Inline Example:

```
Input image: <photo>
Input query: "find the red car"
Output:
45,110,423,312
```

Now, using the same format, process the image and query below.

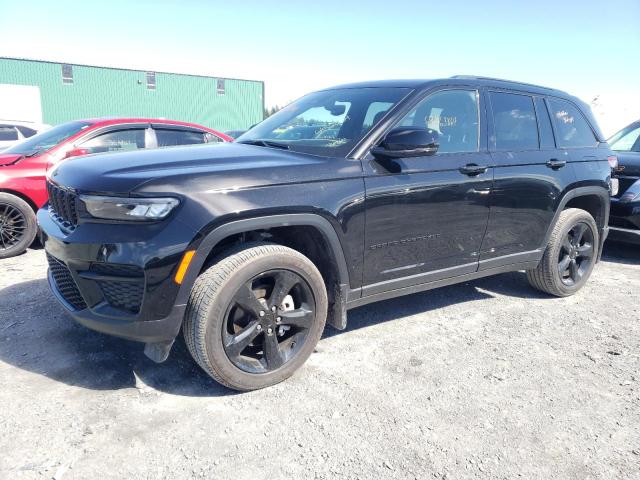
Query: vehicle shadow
0,278,232,398
602,241,640,266
325,270,551,339
0,269,556,396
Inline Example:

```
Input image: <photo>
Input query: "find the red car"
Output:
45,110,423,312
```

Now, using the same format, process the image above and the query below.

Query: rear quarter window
547,98,597,148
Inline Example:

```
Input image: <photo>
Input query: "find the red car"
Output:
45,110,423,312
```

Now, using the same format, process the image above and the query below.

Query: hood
0,153,24,167
47,142,361,195
616,151,640,178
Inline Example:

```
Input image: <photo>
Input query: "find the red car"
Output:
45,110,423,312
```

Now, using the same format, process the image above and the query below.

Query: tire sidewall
0,193,37,259
201,250,327,390
548,210,599,296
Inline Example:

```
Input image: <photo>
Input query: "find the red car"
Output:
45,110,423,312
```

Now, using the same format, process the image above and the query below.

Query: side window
362,101,394,133
16,126,38,138
204,132,223,143
398,89,479,154
489,92,539,150
534,97,555,149
155,129,206,147
0,126,19,141
608,125,640,153
80,129,145,154
547,98,597,148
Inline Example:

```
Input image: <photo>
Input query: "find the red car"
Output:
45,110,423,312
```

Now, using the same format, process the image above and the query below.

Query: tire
527,208,599,297
0,193,37,259
183,242,328,391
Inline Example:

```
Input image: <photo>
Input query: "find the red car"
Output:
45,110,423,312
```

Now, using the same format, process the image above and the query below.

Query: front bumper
39,207,197,343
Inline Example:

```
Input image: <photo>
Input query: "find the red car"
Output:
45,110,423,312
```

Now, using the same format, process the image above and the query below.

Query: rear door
480,90,576,269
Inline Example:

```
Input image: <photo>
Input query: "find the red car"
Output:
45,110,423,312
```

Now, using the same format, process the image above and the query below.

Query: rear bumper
608,226,640,245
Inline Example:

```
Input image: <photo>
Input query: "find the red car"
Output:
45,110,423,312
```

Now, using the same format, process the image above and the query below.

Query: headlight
80,195,179,221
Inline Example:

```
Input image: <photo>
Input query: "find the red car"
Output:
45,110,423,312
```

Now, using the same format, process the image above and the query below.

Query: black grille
90,263,144,278
97,280,144,314
47,254,87,310
47,182,78,229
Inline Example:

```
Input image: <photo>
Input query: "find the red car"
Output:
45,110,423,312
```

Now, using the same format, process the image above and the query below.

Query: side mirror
371,127,439,159
64,147,90,159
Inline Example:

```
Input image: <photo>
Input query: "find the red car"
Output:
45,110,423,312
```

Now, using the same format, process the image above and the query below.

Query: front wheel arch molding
174,214,351,307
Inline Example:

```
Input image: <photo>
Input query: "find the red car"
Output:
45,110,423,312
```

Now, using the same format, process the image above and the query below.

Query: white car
0,120,51,151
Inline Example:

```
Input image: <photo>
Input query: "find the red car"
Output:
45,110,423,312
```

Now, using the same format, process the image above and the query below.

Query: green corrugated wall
0,57,263,131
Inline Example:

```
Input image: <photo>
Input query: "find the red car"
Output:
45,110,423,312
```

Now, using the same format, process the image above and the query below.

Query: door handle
546,158,567,169
459,164,488,176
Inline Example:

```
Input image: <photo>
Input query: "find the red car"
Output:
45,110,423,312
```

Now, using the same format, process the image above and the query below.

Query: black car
608,120,640,244
39,76,614,391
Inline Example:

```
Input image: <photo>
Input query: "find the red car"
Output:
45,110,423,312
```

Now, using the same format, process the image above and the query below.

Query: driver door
362,88,493,296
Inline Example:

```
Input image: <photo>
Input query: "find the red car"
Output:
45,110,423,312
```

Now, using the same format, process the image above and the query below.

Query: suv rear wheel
0,193,37,259
527,208,599,297
183,243,328,391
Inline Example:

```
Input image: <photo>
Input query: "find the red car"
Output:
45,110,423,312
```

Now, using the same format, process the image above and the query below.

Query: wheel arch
542,186,610,251
0,188,38,213
175,214,351,329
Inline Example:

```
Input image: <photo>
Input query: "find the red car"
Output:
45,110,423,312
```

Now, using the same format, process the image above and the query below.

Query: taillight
607,155,618,169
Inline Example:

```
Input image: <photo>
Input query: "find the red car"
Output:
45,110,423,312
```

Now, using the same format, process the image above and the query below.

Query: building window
62,64,73,84
146,72,156,90
217,79,225,95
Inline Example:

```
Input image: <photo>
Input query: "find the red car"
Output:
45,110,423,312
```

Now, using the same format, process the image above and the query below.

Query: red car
0,118,232,258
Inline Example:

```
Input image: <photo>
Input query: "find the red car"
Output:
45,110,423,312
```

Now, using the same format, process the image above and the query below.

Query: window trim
533,96,557,150
544,96,599,149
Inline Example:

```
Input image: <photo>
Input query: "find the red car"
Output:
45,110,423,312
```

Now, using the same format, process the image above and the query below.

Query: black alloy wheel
558,221,595,286
0,202,28,252
222,269,316,374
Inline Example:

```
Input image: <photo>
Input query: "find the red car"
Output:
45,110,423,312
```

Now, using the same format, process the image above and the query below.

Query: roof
323,76,570,97
0,56,263,85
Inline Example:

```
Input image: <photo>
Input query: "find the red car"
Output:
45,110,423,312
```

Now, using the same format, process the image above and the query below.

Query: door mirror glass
372,127,439,159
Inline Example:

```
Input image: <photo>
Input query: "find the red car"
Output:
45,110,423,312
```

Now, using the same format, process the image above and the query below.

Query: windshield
608,122,640,153
3,120,94,155
237,87,411,157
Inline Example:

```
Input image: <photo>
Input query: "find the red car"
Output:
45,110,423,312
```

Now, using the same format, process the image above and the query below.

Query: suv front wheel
183,243,328,391
527,208,599,297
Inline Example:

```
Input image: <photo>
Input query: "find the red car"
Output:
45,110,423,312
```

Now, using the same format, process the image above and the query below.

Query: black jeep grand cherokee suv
39,77,614,391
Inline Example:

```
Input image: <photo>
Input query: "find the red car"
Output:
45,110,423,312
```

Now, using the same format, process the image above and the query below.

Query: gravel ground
0,243,639,480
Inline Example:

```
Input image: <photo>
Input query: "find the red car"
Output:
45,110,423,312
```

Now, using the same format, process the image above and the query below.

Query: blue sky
0,0,638,132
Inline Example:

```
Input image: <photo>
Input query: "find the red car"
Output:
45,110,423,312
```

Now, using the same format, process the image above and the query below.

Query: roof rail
450,75,554,91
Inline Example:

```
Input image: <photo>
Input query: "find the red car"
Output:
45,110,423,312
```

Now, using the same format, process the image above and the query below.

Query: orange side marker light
175,250,196,285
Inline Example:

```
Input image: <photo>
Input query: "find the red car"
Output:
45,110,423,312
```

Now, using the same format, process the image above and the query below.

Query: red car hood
0,153,23,166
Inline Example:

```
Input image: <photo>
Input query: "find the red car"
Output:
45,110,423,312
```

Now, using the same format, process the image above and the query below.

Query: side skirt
346,260,540,310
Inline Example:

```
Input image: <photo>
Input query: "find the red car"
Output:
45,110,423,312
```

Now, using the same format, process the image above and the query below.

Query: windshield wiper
237,139,290,150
